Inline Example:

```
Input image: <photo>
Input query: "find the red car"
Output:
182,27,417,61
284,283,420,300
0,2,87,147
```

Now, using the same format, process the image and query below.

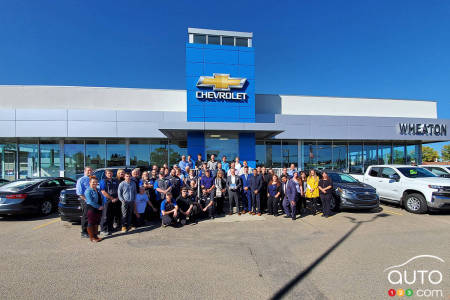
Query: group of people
75,154,334,243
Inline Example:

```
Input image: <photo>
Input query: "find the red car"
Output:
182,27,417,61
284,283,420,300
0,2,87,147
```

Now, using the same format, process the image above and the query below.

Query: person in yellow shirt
306,169,320,215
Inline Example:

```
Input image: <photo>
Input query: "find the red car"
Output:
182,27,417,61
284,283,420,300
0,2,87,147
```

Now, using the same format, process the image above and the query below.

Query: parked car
419,164,450,178
359,165,450,213
0,177,76,216
318,171,379,211
0,179,10,186
58,166,150,222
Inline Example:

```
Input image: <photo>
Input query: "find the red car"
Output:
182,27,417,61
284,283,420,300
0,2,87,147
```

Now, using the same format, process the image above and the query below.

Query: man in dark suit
249,168,263,216
283,176,298,220
240,166,252,213
280,175,288,216
226,168,242,215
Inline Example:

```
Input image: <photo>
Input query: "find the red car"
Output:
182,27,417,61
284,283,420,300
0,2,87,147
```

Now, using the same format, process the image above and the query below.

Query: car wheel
404,193,427,214
40,200,53,216
330,196,340,212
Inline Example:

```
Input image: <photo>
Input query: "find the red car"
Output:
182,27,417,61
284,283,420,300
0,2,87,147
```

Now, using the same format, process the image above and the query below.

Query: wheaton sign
399,123,447,136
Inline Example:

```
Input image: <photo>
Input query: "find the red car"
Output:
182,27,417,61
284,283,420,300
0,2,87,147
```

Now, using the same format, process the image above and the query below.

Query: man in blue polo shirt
186,155,194,169
200,169,215,199
160,192,179,227
221,156,229,174
76,166,93,238
178,155,189,172
99,169,120,236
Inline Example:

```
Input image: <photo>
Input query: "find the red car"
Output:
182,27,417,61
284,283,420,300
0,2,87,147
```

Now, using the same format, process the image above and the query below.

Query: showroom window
406,144,419,164
193,34,206,44
266,140,282,168
150,140,168,167
85,140,106,170
303,140,317,170
378,143,392,165
393,144,406,164
207,35,220,45
0,141,17,181
282,140,298,168
169,140,187,166
130,139,150,167
236,37,248,47
348,143,363,174
332,142,348,172
255,141,266,166
106,140,126,167
19,141,39,179
363,143,378,171
64,140,85,179
205,133,239,163
40,140,60,177
317,141,332,170
222,36,234,46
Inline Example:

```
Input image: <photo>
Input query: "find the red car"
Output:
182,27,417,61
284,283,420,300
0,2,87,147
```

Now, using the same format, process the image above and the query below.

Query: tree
442,144,450,161
422,146,439,162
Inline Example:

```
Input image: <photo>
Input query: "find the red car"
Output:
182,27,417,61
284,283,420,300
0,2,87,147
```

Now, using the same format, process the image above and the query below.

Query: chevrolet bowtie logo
197,74,247,91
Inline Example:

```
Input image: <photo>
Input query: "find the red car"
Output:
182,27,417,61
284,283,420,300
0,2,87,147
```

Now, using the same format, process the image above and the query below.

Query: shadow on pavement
0,212,59,222
270,213,391,300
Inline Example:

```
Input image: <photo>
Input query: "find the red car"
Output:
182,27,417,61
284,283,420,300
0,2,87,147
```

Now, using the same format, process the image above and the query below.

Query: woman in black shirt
318,171,333,218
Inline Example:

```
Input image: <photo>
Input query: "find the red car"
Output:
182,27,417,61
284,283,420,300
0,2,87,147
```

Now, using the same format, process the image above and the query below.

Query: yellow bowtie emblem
197,74,247,91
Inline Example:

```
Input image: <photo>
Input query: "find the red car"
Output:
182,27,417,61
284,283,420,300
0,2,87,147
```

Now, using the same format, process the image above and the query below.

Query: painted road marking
32,219,59,230
384,210,403,216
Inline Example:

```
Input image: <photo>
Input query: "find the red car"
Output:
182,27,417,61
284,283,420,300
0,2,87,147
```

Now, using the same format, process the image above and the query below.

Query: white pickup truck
356,165,450,213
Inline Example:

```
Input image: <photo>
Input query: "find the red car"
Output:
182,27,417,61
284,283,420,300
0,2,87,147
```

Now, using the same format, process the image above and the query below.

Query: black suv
58,166,149,222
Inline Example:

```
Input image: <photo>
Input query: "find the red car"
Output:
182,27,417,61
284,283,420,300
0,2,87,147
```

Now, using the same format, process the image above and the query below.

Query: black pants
251,191,261,213
267,195,279,215
133,211,146,227
299,196,307,212
215,196,224,214
100,200,114,233
308,197,320,214
162,213,177,226
228,190,240,213
180,203,200,223
260,187,267,211
320,194,332,216
80,199,88,234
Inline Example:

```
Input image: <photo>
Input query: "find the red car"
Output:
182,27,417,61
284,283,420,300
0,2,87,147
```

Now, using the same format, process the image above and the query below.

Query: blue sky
0,0,448,154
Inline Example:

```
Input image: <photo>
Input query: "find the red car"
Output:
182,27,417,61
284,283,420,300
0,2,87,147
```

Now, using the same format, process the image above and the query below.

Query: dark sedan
0,177,76,216
58,188,81,222
325,171,379,211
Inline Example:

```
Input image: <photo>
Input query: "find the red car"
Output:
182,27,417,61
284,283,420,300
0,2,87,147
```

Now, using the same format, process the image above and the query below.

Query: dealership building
0,28,449,180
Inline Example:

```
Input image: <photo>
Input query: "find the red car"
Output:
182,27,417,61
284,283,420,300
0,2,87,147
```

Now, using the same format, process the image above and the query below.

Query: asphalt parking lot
0,205,449,300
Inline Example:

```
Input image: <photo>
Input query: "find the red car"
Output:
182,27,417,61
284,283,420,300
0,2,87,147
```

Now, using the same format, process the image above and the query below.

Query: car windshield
397,167,436,178
328,173,358,183
0,180,39,192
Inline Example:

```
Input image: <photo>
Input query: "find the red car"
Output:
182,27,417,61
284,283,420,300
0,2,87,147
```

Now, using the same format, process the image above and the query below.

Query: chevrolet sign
196,73,247,100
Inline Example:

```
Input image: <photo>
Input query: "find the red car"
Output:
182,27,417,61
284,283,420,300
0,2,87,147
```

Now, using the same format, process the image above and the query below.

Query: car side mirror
389,174,400,181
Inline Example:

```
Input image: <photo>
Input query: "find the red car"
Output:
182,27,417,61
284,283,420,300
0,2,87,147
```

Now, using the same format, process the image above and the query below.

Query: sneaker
107,232,113,236
130,227,136,231
121,226,127,233
81,232,89,238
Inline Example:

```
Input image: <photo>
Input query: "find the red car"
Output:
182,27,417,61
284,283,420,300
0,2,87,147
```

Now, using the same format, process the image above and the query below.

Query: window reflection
0,142,17,181
363,143,378,171
106,140,126,167
205,133,239,162
406,144,419,164
150,140,168,167
64,140,84,179
19,142,39,178
393,144,406,164
86,140,105,170
378,143,392,165
266,141,282,168
282,140,298,168
317,142,332,170
303,141,317,170
332,143,347,172
255,141,265,167
40,141,60,177
349,143,363,174
130,140,150,166
169,140,187,166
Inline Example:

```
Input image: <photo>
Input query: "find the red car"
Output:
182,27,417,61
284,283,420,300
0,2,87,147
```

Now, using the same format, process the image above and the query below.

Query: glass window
406,144,419,164
348,143,363,174
0,142,17,181
40,179,61,188
378,143,392,165
381,167,397,178
64,140,85,179
40,141,60,177
205,133,239,164
236,37,248,47
424,167,447,176
169,140,187,166
207,35,220,45
332,142,347,172
150,140,168,167
193,34,206,44
363,143,378,171
369,167,380,177
19,142,39,178
397,167,435,178
85,140,105,171
265,141,282,168
256,141,265,167
317,142,332,170
303,141,317,170
393,144,406,164
130,140,150,166
106,140,126,167
60,178,76,186
222,36,234,46
282,140,298,168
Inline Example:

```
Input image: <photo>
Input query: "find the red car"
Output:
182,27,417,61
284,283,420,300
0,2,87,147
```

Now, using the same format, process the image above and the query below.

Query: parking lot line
32,219,59,230
384,210,403,216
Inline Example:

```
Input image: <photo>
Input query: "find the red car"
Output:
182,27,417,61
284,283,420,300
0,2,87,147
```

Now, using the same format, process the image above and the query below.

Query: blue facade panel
187,131,205,158
186,43,255,123
239,133,256,168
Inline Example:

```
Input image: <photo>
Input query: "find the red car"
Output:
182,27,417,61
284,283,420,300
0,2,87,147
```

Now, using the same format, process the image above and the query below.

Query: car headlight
428,185,444,190
336,188,356,197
